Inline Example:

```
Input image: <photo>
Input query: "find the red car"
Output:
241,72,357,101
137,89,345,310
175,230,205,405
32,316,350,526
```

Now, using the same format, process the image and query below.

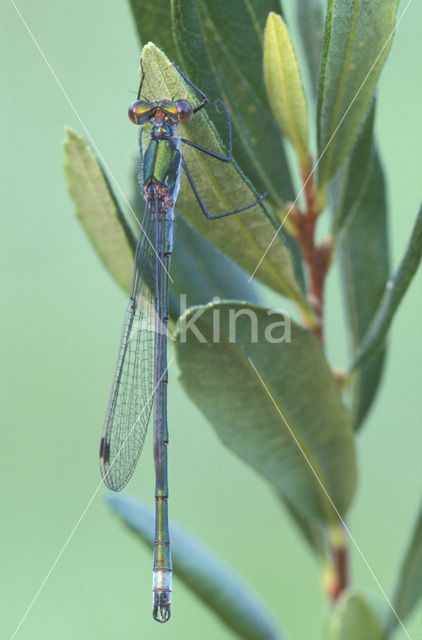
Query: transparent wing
99,204,157,491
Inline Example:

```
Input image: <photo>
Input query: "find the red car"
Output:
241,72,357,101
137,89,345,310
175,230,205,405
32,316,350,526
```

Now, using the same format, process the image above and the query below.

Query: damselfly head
129,99,193,126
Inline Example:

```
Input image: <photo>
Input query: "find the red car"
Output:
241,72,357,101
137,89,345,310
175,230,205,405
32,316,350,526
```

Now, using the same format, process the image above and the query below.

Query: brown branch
290,159,332,344
329,542,348,602
324,526,349,603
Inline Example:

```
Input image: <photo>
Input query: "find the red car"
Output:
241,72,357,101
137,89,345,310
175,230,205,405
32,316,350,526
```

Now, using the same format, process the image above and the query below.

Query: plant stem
293,163,349,601
293,160,332,344
326,524,349,603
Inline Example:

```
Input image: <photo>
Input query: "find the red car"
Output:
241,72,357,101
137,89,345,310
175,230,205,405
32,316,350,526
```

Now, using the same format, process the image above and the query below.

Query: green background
1,1,421,639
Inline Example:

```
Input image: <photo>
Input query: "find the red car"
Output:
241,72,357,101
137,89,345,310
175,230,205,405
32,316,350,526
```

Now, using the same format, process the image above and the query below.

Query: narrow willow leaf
330,592,383,639
106,494,284,640
332,100,375,240
264,12,309,167
175,302,357,523
349,347,386,431
128,0,179,62
171,0,294,208
140,43,309,312
387,500,422,632
351,202,422,373
317,0,399,195
339,149,389,428
296,0,324,99
63,128,135,292
63,128,261,321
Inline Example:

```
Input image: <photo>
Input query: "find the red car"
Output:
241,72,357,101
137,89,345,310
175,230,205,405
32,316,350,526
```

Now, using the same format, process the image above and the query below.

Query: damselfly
99,58,264,623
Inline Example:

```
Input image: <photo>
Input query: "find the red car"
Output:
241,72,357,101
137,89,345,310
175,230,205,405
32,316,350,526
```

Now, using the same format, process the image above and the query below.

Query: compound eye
175,100,193,124
128,100,152,125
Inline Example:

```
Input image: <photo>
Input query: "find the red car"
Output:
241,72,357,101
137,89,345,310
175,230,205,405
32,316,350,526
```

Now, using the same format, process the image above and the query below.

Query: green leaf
351,202,422,373
171,0,295,208
106,494,284,640
174,302,357,523
296,0,324,99
331,101,382,430
264,13,309,167
339,149,389,428
140,43,310,312
128,0,179,62
317,0,399,196
332,100,375,240
387,500,422,632
63,128,135,293
170,215,262,313
329,592,383,639
349,346,386,432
